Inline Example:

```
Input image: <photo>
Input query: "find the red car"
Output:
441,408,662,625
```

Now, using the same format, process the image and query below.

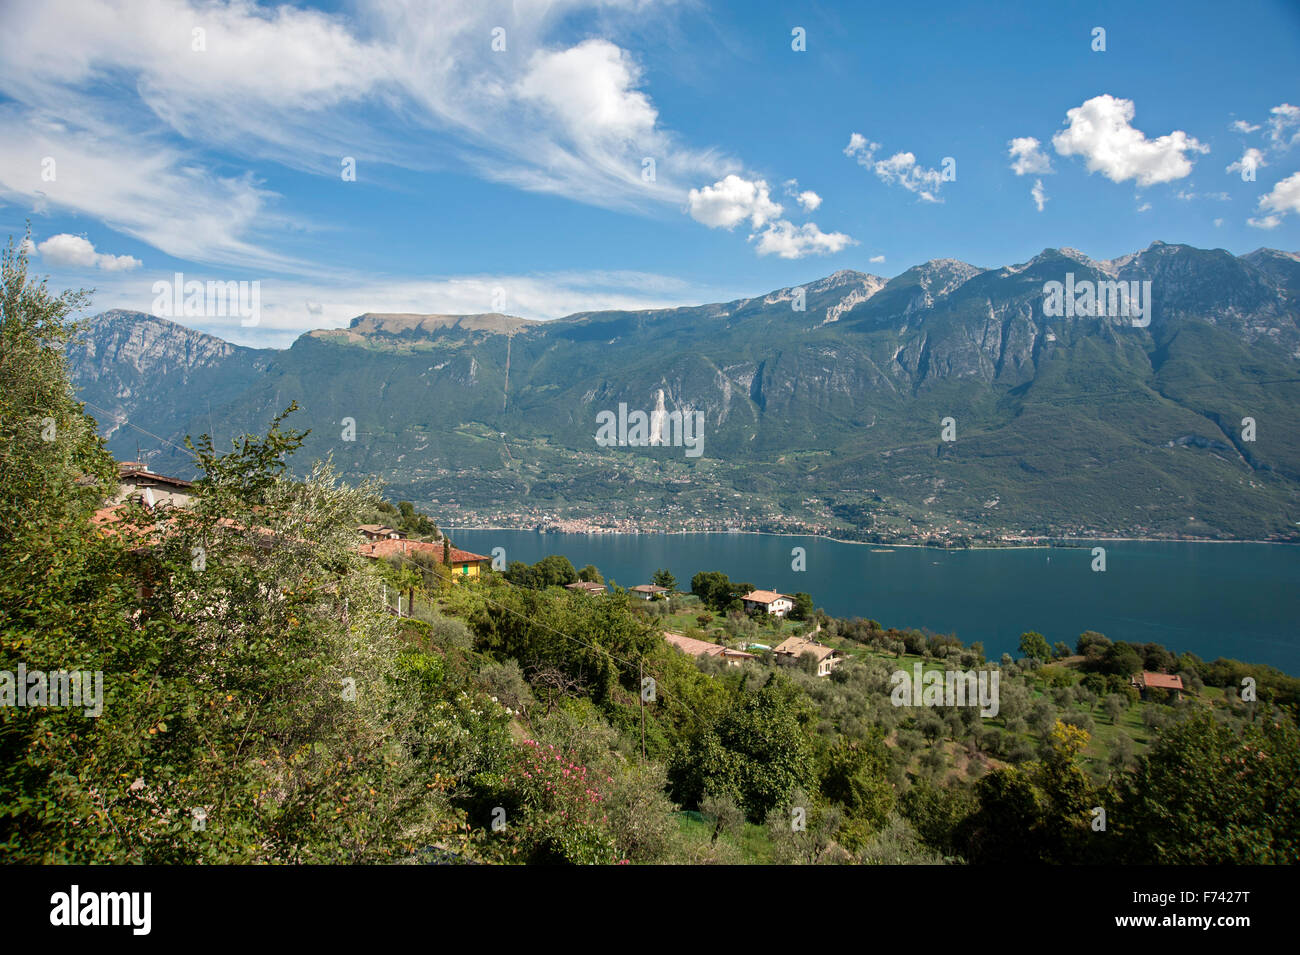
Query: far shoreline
441,525,1300,550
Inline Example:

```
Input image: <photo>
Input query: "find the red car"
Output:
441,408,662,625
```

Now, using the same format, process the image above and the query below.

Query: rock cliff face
66,243,1300,541
66,309,272,447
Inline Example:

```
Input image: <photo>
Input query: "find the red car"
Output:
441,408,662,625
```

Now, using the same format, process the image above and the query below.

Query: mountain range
65,241,1300,544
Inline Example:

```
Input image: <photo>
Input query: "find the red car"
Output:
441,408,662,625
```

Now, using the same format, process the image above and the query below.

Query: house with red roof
356,537,492,580
1132,670,1185,701
663,631,756,667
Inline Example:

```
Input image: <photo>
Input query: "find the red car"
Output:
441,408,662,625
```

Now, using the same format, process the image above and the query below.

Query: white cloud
868,254,885,264
516,39,657,149
1249,170,1300,228
0,0,739,255
1031,179,1047,212
1008,137,1053,175
687,175,783,229
1226,147,1266,179
873,152,943,201
1232,120,1261,134
1267,104,1300,149
845,133,946,202
35,233,141,271
1051,94,1208,186
749,220,853,259
843,134,879,161
1214,217,1224,227
0,110,301,272
781,179,822,212
1137,202,1152,212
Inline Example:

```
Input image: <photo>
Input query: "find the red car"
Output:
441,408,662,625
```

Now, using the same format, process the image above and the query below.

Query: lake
446,530,1300,676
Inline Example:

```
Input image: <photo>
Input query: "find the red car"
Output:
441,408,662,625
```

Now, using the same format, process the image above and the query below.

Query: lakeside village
89,459,1190,700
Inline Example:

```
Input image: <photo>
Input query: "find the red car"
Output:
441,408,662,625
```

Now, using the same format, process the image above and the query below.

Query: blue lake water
447,530,1300,676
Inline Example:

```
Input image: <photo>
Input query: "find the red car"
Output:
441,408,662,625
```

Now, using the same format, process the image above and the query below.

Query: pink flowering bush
481,739,622,865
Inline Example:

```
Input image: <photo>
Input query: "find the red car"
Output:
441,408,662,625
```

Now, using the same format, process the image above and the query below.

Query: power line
78,397,199,464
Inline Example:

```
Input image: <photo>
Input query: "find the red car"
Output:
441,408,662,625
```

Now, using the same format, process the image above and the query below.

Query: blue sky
1,0,1298,345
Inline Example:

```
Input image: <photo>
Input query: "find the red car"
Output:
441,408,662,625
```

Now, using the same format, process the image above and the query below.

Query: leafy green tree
651,568,677,591
900,778,976,857
788,592,814,622
1018,631,1052,662
1100,642,1144,678
672,674,817,821
819,735,895,848
577,563,603,584
690,571,733,611
1117,710,1300,863
957,721,1104,864
3,405,487,861
534,554,579,588
1076,630,1111,659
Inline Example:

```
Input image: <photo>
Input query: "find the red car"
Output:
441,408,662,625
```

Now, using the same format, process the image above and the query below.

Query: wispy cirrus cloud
0,0,847,271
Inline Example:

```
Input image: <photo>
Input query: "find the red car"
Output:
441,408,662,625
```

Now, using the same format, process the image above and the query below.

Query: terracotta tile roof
741,589,790,604
449,548,490,563
663,631,756,661
565,580,607,593
1136,671,1184,690
357,538,490,563
772,635,839,662
629,584,670,594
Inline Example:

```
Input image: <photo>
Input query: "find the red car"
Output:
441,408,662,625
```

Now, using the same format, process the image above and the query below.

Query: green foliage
690,571,735,612
788,592,814,622
504,554,579,589
957,721,1105,864
1018,631,1052,662
818,735,895,849
1117,710,1300,863
651,568,677,591
671,674,817,822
